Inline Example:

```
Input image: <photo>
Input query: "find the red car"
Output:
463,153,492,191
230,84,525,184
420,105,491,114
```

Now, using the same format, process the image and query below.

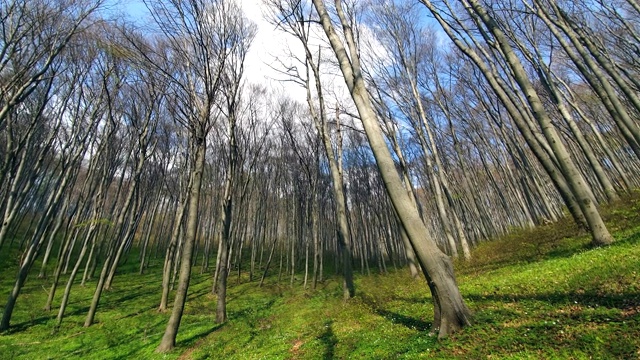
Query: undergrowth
0,195,639,359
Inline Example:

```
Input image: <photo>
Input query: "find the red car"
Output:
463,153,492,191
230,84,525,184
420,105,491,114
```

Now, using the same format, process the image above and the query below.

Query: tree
0,0,104,331
365,0,471,259
213,21,257,323
265,0,356,298
311,0,473,337
142,0,254,352
447,0,613,246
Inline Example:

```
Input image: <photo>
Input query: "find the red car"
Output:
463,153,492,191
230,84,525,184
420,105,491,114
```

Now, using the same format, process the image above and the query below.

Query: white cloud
238,0,310,102
114,0,350,106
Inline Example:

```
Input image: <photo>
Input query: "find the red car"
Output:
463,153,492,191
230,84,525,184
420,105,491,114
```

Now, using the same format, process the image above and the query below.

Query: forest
0,0,639,358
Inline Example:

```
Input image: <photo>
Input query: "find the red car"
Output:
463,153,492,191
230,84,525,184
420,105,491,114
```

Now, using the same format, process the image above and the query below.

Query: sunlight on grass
1,197,639,359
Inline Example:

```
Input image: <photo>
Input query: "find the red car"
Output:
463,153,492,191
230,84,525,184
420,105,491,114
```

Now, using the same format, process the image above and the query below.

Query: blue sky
100,0,346,105
104,0,149,23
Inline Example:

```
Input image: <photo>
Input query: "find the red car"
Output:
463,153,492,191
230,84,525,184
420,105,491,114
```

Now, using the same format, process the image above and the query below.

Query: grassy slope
0,197,639,359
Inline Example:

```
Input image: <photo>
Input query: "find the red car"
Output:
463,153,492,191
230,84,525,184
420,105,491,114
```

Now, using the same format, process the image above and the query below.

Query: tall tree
452,0,613,246
214,23,257,323
141,0,255,352
311,0,473,337
265,0,356,298
0,0,104,331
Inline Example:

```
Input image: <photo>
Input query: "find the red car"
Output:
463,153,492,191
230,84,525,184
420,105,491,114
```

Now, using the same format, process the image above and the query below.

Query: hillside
0,197,639,359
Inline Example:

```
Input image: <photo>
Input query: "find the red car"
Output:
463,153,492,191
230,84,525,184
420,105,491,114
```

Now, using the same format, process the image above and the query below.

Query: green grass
1,196,639,359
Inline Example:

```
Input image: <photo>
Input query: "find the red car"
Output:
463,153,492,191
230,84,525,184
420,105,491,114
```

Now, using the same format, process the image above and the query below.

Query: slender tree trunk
214,109,241,323
422,0,588,229
55,231,92,327
464,0,613,246
312,0,472,337
159,196,187,311
140,195,162,274
38,196,72,278
156,136,206,352
531,0,640,158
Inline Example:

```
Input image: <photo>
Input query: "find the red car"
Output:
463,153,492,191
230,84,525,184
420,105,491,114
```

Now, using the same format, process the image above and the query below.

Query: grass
1,195,639,359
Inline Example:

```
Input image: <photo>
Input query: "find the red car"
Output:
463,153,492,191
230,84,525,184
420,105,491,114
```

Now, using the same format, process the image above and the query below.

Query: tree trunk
156,136,206,352
159,196,187,311
421,0,589,229
312,0,472,337
464,0,613,246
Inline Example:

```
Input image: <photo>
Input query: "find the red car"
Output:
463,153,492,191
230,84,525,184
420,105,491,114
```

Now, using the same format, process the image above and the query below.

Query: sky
106,0,312,103
239,0,308,100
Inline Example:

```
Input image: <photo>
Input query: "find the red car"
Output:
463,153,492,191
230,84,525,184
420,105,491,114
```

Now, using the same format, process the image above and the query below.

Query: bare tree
0,0,105,331
265,0,356,298
213,25,258,323
365,0,471,259
139,0,255,352
311,0,473,337
434,0,613,246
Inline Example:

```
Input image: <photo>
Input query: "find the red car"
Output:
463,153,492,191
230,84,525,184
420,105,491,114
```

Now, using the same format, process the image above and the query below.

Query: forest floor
0,195,639,359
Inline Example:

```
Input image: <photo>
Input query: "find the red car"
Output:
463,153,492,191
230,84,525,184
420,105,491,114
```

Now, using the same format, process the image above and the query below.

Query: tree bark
312,0,472,337
462,0,613,246
156,135,206,352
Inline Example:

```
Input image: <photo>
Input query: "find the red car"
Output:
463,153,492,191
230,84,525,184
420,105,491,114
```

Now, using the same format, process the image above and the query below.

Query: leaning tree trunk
530,0,640,159
312,0,472,337
300,32,356,298
420,0,588,229
159,195,187,311
156,134,207,352
463,0,613,246
215,179,232,323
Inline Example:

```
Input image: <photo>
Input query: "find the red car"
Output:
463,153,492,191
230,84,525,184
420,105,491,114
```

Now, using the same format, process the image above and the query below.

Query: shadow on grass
188,287,213,302
457,290,640,359
178,323,223,348
229,298,277,320
359,294,433,332
319,319,337,360
460,226,640,279
10,304,95,333
465,291,640,311
376,309,432,332
173,296,280,358
107,323,223,360
8,315,52,334
113,304,158,320
111,290,153,304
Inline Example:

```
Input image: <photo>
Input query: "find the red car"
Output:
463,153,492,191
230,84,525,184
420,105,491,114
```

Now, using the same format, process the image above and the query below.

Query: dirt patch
289,339,304,359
